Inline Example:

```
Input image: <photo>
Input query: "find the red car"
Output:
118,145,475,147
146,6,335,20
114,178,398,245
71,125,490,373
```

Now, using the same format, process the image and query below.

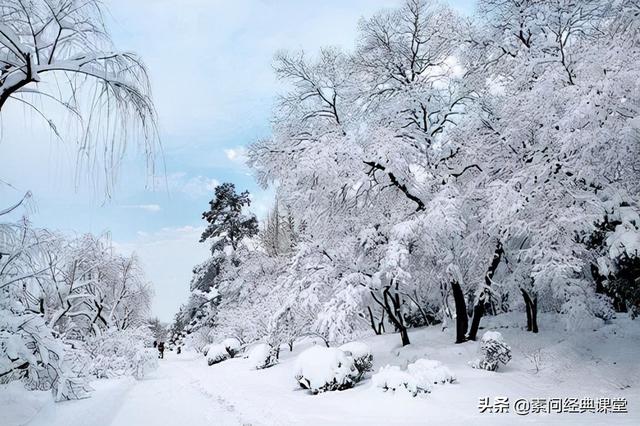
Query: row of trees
175,0,639,356
0,220,153,399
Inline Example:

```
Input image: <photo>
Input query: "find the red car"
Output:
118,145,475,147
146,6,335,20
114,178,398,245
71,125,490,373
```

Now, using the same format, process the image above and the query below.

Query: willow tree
0,0,159,196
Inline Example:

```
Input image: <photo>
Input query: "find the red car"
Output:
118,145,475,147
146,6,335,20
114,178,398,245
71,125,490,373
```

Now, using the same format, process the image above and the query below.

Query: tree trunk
288,341,294,351
451,280,468,343
383,286,410,346
467,303,484,341
468,240,503,341
521,288,539,333
399,327,411,346
367,306,381,335
378,308,386,334
531,296,538,333
522,288,532,331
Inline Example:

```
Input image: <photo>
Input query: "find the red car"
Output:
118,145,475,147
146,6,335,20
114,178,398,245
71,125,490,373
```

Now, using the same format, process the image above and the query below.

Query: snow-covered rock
372,365,429,396
407,359,455,386
294,346,360,394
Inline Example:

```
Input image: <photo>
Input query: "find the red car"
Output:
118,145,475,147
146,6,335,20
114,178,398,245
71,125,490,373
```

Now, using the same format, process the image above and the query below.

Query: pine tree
200,183,259,252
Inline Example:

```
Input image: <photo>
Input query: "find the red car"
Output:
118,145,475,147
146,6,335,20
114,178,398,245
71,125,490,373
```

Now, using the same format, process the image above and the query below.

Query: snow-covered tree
0,0,159,195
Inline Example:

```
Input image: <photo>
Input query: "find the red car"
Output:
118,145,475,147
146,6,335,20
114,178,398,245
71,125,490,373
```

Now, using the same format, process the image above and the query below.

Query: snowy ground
3,314,639,425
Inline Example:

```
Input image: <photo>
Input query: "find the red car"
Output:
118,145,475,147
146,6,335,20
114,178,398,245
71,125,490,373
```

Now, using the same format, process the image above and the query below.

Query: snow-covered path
22,354,246,426
109,355,246,426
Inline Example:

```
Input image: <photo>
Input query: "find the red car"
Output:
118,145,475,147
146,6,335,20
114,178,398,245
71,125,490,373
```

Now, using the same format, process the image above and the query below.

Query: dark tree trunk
288,341,294,352
521,289,532,331
399,327,411,346
467,303,484,341
531,296,538,333
367,306,381,335
451,280,468,343
382,285,411,346
521,288,538,333
468,240,503,341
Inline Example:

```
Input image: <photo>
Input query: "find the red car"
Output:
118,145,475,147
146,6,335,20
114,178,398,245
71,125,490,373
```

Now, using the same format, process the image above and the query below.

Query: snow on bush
202,344,212,357
84,329,158,380
206,344,230,366
0,311,92,401
247,343,278,370
372,365,429,397
339,341,373,378
407,359,456,385
222,338,241,357
294,346,361,394
206,337,242,366
470,331,512,371
133,349,159,380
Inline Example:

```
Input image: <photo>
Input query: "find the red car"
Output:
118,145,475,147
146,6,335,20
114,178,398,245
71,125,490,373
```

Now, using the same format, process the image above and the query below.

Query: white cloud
224,146,248,166
155,172,220,198
122,204,162,212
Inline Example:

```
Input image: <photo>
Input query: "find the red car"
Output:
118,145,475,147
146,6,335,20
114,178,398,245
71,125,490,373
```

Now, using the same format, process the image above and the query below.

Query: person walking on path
158,341,165,359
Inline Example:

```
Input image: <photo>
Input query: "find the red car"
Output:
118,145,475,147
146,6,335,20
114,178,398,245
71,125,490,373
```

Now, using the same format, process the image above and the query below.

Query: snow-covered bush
206,337,242,366
407,359,456,385
222,338,241,357
206,344,230,366
339,341,373,378
202,343,213,357
84,328,157,379
470,331,512,372
372,365,429,397
133,349,159,380
247,343,278,370
0,311,92,401
294,346,360,394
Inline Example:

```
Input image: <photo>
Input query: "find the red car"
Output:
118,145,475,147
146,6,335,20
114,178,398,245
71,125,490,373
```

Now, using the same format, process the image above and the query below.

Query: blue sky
0,0,475,322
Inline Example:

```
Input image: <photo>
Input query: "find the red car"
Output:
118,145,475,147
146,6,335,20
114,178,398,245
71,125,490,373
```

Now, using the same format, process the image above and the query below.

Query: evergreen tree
200,183,259,252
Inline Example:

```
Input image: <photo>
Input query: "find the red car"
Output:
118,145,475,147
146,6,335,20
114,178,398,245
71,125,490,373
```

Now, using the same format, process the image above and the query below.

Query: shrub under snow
339,342,373,379
407,359,456,386
221,338,241,357
247,343,278,370
372,365,429,397
470,331,512,371
83,329,158,380
206,338,242,366
206,344,230,365
294,346,361,394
